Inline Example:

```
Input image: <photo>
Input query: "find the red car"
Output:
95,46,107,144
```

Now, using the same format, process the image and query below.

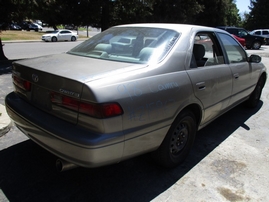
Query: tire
71,36,76,41
246,76,265,108
152,109,197,168
252,41,261,50
51,37,57,42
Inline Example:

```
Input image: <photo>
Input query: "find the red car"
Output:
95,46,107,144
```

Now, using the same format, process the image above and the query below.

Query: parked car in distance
34,23,42,30
5,24,267,172
18,20,31,30
9,23,22,30
217,26,266,49
250,29,269,44
232,34,246,47
28,23,42,32
64,24,77,30
41,30,78,42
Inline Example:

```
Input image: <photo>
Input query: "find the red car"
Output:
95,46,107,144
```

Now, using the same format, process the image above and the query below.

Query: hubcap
253,42,260,49
170,123,188,155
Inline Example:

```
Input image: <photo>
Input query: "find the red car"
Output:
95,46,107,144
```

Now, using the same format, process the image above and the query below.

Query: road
2,28,100,60
3,41,84,60
0,43,269,202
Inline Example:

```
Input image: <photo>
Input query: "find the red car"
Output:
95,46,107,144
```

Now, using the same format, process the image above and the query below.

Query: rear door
187,32,233,126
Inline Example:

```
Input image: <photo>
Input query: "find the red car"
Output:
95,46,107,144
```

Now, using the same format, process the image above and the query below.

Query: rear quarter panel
82,53,197,158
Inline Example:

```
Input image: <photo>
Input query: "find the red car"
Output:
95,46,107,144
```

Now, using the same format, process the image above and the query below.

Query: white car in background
42,30,78,42
33,23,43,30
250,29,269,44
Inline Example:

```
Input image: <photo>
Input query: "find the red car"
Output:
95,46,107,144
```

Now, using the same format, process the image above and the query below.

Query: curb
0,104,12,137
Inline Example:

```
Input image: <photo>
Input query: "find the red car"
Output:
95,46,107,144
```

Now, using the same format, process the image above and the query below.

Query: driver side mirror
248,54,261,63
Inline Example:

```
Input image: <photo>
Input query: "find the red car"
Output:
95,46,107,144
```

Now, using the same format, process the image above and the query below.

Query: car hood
13,53,146,83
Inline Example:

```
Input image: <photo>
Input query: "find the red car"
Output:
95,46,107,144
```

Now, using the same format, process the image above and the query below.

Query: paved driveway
153,56,269,202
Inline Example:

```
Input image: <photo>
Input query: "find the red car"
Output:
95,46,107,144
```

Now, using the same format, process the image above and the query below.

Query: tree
195,0,240,27
0,0,14,60
244,0,269,30
0,0,35,60
109,0,154,26
151,0,203,23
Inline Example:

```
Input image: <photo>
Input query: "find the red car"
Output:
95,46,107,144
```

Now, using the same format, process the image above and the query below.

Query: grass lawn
1,30,44,41
0,30,87,41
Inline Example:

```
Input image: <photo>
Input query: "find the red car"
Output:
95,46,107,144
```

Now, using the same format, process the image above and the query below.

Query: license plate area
32,85,52,110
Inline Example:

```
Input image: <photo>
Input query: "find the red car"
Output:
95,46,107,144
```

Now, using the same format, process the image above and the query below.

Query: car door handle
196,82,206,90
234,73,239,79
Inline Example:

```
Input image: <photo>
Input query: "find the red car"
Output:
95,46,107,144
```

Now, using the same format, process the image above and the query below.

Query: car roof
251,29,269,31
115,23,226,33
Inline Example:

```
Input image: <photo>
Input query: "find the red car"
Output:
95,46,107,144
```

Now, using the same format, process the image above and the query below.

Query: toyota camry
5,24,267,171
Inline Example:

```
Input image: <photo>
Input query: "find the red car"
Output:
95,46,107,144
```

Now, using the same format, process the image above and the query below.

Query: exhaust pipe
56,159,78,172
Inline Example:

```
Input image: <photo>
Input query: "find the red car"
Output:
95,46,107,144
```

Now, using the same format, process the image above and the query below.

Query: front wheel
51,37,57,42
152,110,197,168
246,76,265,108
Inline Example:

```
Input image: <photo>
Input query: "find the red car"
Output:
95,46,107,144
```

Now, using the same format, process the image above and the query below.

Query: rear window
68,27,180,64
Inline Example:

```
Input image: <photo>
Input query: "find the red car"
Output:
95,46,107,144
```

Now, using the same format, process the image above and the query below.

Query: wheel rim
170,122,189,155
253,42,261,49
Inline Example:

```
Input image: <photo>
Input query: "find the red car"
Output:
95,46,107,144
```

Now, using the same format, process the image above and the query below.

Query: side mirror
248,54,261,63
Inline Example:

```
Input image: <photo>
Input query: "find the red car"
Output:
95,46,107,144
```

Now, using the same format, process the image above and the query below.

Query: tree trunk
101,0,110,31
0,38,8,60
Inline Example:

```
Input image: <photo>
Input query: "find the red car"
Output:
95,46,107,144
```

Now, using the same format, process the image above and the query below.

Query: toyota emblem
32,74,39,82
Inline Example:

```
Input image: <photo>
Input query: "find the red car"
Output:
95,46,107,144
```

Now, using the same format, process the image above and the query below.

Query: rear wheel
52,37,57,42
252,41,261,50
71,36,76,41
152,110,197,168
246,76,265,108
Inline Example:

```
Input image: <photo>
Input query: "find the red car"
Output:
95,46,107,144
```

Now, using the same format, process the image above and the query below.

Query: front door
217,32,255,105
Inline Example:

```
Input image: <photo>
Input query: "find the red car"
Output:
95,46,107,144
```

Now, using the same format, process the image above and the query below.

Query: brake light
50,92,123,118
12,75,31,91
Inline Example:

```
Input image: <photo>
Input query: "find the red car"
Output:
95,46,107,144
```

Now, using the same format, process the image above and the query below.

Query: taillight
50,92,123,118
12,75,31,91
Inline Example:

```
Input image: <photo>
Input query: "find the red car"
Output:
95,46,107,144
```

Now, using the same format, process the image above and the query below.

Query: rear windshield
68,27,180,64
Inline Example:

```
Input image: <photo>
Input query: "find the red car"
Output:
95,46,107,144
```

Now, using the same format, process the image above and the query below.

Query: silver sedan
41,29,78,42
5,24,267,171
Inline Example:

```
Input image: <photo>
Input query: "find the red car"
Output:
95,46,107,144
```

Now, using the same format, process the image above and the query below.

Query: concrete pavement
0,104,11,137
152,57,269,202
0,60,12,137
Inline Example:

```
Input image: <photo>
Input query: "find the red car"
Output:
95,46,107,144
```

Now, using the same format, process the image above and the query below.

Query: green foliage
195,0,240,26
151,0,203,23
0,0,33,27
244,0,269,30
0,0,265,31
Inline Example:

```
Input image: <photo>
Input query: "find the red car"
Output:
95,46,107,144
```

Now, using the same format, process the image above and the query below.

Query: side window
238,29,248,37
191,32,224,68
255,31,261,35
263,31,269,35
218,33,247,63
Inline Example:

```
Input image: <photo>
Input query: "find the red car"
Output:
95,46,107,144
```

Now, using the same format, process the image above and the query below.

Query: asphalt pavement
0,46,269,201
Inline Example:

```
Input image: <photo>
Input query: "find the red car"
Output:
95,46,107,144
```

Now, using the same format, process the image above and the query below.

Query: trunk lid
12,53,145,124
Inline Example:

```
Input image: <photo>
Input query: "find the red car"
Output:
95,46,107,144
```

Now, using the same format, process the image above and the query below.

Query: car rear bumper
5,92,124,168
